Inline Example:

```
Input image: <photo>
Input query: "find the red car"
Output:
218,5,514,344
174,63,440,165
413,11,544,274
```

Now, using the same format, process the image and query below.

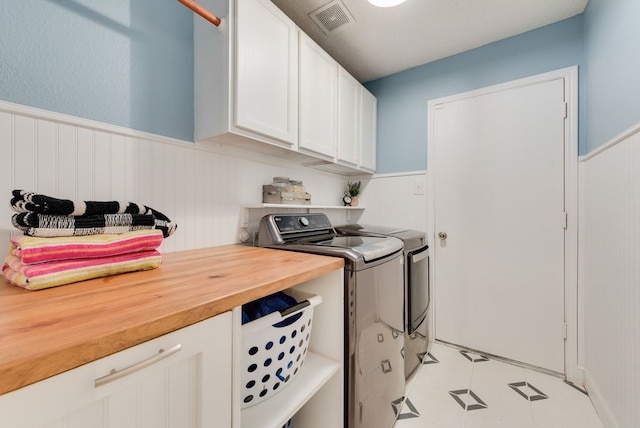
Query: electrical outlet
413,180,425,195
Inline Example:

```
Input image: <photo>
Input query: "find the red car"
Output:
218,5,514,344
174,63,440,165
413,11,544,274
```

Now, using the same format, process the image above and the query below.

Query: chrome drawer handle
94,344,182,387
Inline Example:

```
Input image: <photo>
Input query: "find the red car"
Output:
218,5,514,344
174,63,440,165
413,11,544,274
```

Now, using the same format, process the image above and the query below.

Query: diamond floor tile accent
396,397,421,420
395,342,603,428
449,388,488,411
459,349,489,363
508,381,549,401
421,352,440,364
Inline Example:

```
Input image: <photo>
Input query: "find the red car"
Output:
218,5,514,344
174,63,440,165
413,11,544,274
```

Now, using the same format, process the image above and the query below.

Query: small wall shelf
241,204,364,228
244,203,364,210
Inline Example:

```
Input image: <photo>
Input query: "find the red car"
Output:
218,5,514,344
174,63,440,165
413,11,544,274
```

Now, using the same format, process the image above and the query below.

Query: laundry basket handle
280,300,310,317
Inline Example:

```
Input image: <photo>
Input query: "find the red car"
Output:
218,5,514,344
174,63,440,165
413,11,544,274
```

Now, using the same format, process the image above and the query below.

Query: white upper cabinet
235,0,298,144
299,33,338,159
337,67,360,167
195,0,298,149
195,0,376,174
359,87,377,172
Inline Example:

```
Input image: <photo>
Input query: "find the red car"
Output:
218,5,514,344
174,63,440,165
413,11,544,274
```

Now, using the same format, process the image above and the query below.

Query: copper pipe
177,0,221,26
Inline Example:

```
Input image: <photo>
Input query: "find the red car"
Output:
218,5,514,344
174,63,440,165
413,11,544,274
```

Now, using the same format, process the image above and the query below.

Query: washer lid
315,235,403,262
338,224,411,235
336,224,428,250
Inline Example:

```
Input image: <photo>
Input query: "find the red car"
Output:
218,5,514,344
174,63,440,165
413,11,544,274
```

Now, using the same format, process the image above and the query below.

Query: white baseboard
584,370,619,428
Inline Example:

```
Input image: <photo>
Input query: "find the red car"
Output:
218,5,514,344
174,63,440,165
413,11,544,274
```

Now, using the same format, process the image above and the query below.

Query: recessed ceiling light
367,0,408,7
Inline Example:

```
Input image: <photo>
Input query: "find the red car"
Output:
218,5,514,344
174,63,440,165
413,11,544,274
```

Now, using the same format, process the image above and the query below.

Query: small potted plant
343,181,361,207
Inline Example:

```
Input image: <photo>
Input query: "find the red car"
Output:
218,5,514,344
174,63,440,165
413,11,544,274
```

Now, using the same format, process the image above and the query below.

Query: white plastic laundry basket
240,289,322,408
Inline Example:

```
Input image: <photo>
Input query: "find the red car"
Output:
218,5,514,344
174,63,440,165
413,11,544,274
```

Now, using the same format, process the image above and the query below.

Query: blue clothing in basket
242,291,298,325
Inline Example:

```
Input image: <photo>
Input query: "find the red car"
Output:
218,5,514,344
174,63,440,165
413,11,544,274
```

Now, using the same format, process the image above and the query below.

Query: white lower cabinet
0,269,344,428
0,313,233,428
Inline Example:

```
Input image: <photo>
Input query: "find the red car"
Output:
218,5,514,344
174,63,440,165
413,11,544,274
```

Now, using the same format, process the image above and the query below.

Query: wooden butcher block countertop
0,245,343,396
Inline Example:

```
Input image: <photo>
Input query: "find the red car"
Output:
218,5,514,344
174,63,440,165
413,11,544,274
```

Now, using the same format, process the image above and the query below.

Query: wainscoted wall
580,124,640,428
0,101,350,260
358,171,429,233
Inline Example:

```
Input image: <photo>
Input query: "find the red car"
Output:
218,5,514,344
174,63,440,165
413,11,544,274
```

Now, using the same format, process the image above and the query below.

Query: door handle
94,344,182,387
438,231,448,240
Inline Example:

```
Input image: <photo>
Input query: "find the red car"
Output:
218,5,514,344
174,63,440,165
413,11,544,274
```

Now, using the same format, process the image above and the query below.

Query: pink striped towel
10,230,163,265
2,250,162,291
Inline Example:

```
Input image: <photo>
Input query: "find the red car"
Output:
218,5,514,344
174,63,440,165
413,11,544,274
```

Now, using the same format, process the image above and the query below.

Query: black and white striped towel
12,212,156,238
11,190,177,238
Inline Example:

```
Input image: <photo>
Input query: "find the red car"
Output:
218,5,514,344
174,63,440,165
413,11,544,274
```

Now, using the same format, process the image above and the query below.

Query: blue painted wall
366,16,585,174
584,0,640,153
0,0,194,141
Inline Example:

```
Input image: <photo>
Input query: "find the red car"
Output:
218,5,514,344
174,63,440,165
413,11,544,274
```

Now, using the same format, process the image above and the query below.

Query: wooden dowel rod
177,0,221,26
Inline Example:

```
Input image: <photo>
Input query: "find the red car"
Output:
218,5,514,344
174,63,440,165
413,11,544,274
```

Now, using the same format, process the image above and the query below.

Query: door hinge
563,322,568,340
562,102,568,119
562,212,568,229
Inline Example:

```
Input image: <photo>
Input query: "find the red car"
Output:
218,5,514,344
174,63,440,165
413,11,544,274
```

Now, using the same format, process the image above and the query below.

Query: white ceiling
271,0,589,83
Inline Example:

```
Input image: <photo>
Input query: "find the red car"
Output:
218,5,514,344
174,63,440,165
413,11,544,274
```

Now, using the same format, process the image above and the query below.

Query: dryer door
407,245,430,334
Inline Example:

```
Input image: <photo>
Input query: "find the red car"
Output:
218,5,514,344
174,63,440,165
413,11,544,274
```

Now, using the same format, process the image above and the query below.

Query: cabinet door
235,0,298,146
337,68,360,166
299,33,338,158
0,313,233,428
360,87,377,172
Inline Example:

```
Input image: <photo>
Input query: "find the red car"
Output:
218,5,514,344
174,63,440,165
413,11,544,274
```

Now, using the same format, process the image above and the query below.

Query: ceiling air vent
310,0,355,34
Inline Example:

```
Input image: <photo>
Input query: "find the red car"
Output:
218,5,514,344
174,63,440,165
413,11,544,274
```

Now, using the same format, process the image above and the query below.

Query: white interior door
432,78,566,373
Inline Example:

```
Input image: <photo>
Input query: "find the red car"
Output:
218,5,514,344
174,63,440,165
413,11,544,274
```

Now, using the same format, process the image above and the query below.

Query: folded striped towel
10,230,164,265
12,212,157,238
11,190,177,238
2,250,162,290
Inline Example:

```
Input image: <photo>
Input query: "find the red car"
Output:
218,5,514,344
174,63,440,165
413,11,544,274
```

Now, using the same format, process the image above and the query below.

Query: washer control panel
273,214,332,234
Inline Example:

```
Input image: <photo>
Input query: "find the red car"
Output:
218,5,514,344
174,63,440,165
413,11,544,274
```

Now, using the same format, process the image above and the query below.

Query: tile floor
395,342,603,428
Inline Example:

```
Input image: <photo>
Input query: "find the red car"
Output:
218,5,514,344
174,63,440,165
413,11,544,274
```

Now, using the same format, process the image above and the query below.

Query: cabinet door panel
0,313,232,428
106,387,138,428
235,0,298,145
360,88,377,172
337,68,360,166
299,34,337,158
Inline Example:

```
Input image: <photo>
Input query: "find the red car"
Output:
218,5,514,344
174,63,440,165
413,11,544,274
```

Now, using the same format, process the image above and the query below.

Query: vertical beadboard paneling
109,134,126,199
93,131,111,200
58,124,78,198
35,120,57,196
0,102,349,257
582,127,640,428
358,171,429,233
199,150,217,249
76,128,94,199
0,112,13,255
172,145,188,253
13,116,37,191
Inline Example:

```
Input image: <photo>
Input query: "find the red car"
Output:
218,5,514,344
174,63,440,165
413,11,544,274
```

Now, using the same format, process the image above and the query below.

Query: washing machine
337,224,430,378
257,213,405,428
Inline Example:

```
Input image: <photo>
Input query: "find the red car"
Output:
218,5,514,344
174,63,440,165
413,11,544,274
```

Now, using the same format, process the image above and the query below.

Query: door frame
426,66,579,383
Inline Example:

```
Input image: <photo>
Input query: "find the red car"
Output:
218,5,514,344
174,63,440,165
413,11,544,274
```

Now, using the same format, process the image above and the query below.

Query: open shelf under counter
240,351,341,428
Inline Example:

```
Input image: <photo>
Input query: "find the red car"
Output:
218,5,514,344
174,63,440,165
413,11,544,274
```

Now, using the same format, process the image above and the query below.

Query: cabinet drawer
0,312,232,428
